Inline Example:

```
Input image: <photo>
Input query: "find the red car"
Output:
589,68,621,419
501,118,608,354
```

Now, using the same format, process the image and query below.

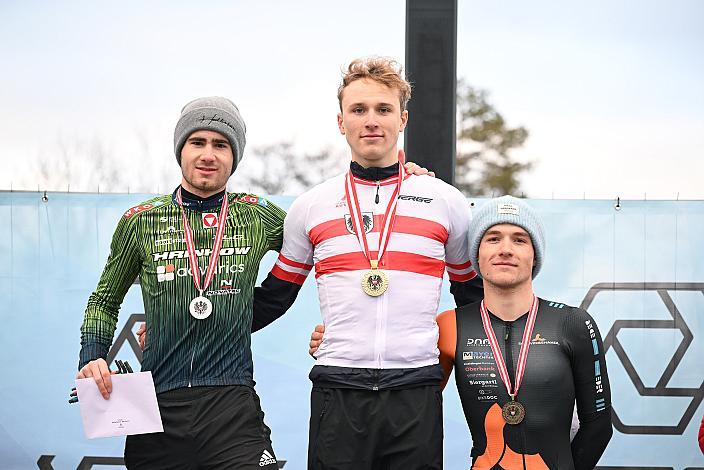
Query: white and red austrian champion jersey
272,172,476,369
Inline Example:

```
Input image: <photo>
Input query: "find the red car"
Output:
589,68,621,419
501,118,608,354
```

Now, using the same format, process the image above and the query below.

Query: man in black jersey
436,195,612,469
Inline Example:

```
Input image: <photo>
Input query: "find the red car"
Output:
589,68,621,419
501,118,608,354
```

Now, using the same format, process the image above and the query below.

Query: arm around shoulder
437,309,457,391
251,193,314,332
443,185,482,307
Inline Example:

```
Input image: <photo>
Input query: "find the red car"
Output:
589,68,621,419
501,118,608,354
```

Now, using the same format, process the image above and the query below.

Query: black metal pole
404,0,457,185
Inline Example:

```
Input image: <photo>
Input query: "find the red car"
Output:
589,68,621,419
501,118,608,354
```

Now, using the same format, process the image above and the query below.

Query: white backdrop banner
0,191,702,469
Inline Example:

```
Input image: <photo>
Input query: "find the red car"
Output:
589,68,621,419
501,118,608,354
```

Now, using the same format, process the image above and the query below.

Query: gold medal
501,399,525,425
344,165,404,299
362,260,389,296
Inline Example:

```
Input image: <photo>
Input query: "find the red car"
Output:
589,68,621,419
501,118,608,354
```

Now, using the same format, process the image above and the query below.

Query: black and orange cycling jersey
438,299,612,469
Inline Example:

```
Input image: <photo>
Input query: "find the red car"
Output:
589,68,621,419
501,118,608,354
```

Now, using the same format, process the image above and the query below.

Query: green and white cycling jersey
79,190,285,393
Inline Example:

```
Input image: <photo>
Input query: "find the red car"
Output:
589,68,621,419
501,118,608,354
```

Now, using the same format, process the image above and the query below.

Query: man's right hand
76,358,113,399
309,324,325,357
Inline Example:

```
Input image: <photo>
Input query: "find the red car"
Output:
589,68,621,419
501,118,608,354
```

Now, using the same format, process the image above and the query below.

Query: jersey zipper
505,316,527,467
188,351,195,387
374,182,385,373
504,320,514,386
189,316,197,386
374,290,385,371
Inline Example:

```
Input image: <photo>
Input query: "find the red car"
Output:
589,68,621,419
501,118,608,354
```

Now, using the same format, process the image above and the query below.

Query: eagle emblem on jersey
344,213,374,235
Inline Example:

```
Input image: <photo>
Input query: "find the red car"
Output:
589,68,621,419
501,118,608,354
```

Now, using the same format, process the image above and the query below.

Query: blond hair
337,57,412,112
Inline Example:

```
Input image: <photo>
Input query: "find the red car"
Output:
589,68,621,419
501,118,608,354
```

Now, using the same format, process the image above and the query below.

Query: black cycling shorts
124,385,278,469
307,385,443,470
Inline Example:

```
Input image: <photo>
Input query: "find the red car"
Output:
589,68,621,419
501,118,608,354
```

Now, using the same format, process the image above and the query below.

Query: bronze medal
479,297,539,427
501,399,525,425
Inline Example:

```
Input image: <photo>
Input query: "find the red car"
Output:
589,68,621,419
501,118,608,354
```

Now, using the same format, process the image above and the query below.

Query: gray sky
1,0,702,199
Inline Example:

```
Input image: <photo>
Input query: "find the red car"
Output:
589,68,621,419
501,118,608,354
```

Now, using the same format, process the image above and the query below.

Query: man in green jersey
77,97,284,469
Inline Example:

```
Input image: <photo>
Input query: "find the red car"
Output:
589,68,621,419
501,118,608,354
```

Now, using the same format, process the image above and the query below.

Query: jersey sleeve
443,185,477,281
443,185,481,306
450,277,484,308
563,307,613,467
251,193,314,331
564,307,612,421
256,197,287,252
79,214,142,369
271,193,314,285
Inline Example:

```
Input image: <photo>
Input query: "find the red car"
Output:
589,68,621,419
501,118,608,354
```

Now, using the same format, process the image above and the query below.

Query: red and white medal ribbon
176,187,229,319
479,296,539,401
344,164,404,270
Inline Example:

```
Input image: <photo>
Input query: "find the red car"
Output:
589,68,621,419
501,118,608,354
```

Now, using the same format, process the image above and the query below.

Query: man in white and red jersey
252,57,483,469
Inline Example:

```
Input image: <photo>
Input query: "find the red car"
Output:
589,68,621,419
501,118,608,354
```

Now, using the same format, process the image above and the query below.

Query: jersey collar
171,186,227,212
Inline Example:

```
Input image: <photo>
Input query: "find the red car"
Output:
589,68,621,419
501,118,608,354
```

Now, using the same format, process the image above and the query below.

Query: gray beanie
173,96,246,174
468,196,546,279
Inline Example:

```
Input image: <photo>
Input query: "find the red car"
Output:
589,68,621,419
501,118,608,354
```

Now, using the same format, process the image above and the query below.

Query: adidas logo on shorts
259,449,277,467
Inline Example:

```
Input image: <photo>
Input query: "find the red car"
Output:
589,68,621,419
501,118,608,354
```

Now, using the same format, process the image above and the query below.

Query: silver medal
189,295,213,320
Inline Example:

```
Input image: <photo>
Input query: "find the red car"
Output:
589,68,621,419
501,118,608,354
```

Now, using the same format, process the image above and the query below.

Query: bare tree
31,130,180,193
233,142,347,196
35,134,122,192
29,86,532,198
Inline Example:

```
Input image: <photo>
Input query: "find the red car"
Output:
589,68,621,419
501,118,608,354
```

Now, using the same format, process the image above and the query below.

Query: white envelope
76,371,164,439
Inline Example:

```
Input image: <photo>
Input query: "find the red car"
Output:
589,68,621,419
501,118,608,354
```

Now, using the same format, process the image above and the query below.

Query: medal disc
501,400,525,425
189,296,213,320
361,269,389,296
